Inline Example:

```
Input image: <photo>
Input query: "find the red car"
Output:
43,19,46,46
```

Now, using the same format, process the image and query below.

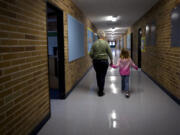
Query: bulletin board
141,37,146,52
121,37,124,49
68,15,85,62
87,28,94,52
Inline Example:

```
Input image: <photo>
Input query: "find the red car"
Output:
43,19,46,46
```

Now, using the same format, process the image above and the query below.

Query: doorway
47,3,65,99
138,28,142,68
130,33,133,60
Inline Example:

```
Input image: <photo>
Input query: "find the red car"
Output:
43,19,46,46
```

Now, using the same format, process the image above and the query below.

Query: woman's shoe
98,91,105,97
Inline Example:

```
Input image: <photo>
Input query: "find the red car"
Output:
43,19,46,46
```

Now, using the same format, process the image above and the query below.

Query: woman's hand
110,60,113,66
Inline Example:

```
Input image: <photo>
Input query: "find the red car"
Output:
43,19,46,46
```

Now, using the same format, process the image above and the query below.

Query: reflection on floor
38,49,180,135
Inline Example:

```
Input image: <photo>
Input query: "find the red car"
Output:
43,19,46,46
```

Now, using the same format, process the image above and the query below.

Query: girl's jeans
121,75,129,91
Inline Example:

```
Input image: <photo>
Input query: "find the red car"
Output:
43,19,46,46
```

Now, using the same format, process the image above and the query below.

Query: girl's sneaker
125,91,130,98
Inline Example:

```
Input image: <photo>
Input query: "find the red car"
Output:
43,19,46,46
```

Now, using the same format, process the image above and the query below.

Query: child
111,49,138,98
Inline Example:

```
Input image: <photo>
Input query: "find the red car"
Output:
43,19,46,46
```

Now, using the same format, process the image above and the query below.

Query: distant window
171,5,180,47
150,21,156,45
146,21,156,46
109,41,116,47
146,25,151,46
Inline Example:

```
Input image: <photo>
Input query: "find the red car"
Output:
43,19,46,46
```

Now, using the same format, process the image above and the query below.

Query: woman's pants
93,59,109,94
121,75,129,91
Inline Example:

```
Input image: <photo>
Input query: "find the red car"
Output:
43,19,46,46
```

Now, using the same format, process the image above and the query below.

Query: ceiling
71,0,159,40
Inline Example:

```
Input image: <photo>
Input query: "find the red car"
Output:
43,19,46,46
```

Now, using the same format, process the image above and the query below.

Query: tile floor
38,50,180,135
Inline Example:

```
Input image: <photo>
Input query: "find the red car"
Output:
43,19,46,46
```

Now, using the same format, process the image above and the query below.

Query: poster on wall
68,15,85,62
121,37,124,49
141,37,146,52
87,28,94,52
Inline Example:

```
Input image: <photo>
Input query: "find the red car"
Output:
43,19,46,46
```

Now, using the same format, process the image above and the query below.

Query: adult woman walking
90,31,113,96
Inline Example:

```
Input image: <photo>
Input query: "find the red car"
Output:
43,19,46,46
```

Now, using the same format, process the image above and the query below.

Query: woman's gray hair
97,30,106,39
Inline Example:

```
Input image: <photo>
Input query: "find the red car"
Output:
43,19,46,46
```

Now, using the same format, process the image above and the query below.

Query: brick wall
0,0,96,134
131,0,180,99
48,0,97,93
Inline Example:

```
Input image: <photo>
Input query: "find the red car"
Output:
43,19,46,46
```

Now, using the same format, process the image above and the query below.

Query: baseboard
142,70,180,105
30,112,51,135
65,66,93,98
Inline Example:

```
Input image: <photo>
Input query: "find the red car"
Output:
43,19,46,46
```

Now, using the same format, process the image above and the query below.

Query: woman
90,31,113,96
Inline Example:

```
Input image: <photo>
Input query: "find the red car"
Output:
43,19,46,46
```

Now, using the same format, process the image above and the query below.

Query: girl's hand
111,64,117,68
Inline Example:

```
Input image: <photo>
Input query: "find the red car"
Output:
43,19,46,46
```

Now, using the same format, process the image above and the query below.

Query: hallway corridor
39,50,180,135
1,0,180,134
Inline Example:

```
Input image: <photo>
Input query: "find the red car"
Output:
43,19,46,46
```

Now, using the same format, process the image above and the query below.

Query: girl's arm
130,58,138,70
111,59,120,68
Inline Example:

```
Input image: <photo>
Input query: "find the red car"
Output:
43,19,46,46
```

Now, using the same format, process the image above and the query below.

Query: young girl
111,49,138,98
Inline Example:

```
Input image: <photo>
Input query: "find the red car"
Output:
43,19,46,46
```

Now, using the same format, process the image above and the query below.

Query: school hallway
38,50,180,135
1,0,180,135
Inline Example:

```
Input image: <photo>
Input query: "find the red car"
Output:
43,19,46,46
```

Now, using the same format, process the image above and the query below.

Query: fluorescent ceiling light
106,16,120,22
112,18,116,22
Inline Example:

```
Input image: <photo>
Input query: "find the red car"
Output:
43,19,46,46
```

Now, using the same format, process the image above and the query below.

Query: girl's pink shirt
111,58,138,75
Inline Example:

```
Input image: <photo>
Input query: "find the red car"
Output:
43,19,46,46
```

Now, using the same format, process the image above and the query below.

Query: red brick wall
0,0,96,134
131,0,180,99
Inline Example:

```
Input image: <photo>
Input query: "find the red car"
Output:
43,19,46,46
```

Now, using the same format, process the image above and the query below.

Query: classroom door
47,3,65,99
138,29,142,68
131,33,133,60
